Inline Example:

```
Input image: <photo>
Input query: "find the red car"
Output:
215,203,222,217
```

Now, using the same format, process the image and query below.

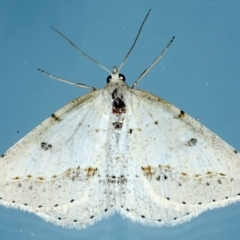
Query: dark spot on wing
195,174,201,177
86,167,98,177
187,138,197,146
51,113,61,122
141,166,154,178
41,142,52,151
154,121,158,125
129,129,133,134
178,110,185,118
1,154,5,158
234,149,238,154
13,176,20,180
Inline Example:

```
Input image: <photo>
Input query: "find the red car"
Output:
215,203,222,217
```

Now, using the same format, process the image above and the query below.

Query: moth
1,10,240,229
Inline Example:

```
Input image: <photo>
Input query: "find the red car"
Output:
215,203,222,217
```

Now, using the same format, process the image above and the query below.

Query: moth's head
106,66,126,84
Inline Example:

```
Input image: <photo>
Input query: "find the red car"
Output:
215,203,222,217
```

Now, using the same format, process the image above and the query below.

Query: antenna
51,27,112,75
132,36,175,89
118,9,151,71
38,69,96,90
38,10,174,91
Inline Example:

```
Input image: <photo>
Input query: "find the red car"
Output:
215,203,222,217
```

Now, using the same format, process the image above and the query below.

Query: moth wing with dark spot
0,89,114,227
117,173,202,226
33,176,115,228
123,89,240,222
113,89,200,227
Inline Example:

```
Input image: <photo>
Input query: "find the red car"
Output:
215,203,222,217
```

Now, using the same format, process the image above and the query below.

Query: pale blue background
0,1,240,239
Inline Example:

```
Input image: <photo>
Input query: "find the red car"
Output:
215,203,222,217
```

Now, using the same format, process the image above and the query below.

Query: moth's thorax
105,81,129,92
102,79,130,133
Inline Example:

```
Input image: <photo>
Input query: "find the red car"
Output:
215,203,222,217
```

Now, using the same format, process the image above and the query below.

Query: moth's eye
107,76,111,83
119,74,125,82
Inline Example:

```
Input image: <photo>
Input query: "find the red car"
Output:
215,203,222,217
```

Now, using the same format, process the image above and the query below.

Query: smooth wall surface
0,1,240,239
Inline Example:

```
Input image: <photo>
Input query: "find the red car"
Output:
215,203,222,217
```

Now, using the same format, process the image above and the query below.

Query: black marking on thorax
111,88,126,130
112,122,123,129
112,88,126,115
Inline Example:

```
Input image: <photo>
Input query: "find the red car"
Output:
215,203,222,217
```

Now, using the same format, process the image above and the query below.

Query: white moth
1,10,240,229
